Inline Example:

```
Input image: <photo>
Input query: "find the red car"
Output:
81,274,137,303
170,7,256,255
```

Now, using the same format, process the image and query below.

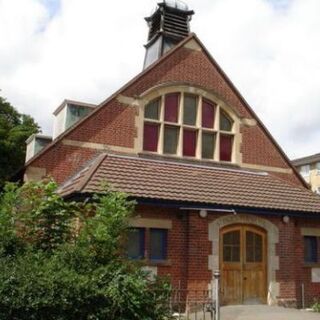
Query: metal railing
168,271,220,320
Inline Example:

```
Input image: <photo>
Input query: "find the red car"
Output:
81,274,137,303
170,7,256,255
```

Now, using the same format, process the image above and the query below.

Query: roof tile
58,153,320,214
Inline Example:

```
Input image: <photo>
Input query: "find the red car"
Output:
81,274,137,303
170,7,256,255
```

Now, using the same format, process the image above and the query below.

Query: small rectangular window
143,123,159,152
316,163,320,175
183,95,197,126
202,99,215,128
150,229,168,260
163,126,179,154
66,105,91,129
202,132,215,159
304,236,318,263
128,228,145,260
164,93,179,123
300,165,310,177
183,129,197,157
220,134,233,162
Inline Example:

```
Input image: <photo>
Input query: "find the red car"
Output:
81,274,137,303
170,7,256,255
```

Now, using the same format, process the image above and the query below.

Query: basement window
143,92,235,162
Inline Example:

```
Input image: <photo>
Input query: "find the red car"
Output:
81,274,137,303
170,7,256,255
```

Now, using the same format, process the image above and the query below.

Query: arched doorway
220,224,267,305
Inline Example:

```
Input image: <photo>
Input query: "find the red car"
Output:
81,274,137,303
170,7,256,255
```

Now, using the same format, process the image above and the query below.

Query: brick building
24,1,320,307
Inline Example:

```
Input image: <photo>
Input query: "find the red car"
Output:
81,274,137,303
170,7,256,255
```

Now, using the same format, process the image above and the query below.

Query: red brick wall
31,143,98,184
26,40,302,187
295,218,320,307
136,205,188,289
276,218,298,303
186,211,212,291
240,126,288,169
123,48,251,118
136,207,320,307
135,206,212,293
67,100,137,148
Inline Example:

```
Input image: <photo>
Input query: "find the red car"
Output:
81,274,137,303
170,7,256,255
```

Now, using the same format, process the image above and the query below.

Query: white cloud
0,0,319,159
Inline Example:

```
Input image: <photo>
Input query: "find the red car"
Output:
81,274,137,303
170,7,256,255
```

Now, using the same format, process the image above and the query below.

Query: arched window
143,92,235,162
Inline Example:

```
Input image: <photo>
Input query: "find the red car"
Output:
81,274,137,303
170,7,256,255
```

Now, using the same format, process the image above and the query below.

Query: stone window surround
136,84,243,165
301,228,320,268
208,213,279,305
130,217,172,229
129,217,172,266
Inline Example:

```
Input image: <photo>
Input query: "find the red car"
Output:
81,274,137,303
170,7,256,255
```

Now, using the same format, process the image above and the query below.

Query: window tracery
143,91,236,162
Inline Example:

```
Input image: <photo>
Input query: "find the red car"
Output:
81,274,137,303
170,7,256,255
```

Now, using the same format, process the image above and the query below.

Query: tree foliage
0,95,40,189
0,180,172,320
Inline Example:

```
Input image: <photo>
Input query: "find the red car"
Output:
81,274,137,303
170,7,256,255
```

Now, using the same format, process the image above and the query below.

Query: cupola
143,0,194,69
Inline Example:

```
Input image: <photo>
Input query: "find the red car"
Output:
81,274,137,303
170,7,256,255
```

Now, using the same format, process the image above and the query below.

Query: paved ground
220,305,320,320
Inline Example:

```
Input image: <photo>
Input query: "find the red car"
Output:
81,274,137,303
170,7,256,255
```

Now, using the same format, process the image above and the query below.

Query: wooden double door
220,225,267,305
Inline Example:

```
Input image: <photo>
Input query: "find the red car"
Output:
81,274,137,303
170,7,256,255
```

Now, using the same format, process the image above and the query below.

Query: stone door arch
208,214,279,305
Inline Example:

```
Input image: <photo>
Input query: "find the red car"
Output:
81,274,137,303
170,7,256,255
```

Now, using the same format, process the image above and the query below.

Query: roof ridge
292,153,320,164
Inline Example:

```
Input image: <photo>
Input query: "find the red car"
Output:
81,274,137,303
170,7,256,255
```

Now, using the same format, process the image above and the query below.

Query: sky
0,0,319,160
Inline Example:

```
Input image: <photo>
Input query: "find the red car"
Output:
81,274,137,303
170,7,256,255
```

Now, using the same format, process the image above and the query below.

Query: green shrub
312,300,320,312
0,180,173,320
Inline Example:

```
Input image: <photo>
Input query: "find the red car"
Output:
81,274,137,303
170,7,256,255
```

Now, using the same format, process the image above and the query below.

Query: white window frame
316,162,320,175
300,165,310,177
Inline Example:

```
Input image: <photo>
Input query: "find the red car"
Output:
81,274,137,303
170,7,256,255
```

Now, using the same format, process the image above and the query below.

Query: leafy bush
0,180,172,320
312,300,320,312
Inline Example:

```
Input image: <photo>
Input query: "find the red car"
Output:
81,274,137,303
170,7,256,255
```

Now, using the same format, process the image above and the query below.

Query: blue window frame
304,236,318,263
150,228,168,261
127,228,145,260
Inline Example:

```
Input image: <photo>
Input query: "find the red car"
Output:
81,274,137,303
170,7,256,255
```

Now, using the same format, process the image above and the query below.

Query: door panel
220,227,243,305
221,268,242,304
243,227,266,304
220,225,267,305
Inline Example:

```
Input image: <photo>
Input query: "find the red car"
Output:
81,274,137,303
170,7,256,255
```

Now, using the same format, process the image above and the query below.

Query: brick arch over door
208,214,279,305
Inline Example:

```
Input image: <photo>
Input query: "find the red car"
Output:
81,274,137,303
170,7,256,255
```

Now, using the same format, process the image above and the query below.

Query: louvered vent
148,10,162,41
162,9,190,39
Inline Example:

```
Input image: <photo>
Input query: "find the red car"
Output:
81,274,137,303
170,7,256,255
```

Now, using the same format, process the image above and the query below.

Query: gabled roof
58,153,320,214
292,153,320,167
25,33,307,188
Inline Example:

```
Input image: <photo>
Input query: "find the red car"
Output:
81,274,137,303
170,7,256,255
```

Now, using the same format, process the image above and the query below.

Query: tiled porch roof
58,153,320,214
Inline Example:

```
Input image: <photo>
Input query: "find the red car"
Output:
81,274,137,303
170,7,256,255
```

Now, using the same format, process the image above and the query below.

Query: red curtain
202,99,215,128
143,123,159,151
220,134,233,161
183,129,197,156
164,93,179,123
